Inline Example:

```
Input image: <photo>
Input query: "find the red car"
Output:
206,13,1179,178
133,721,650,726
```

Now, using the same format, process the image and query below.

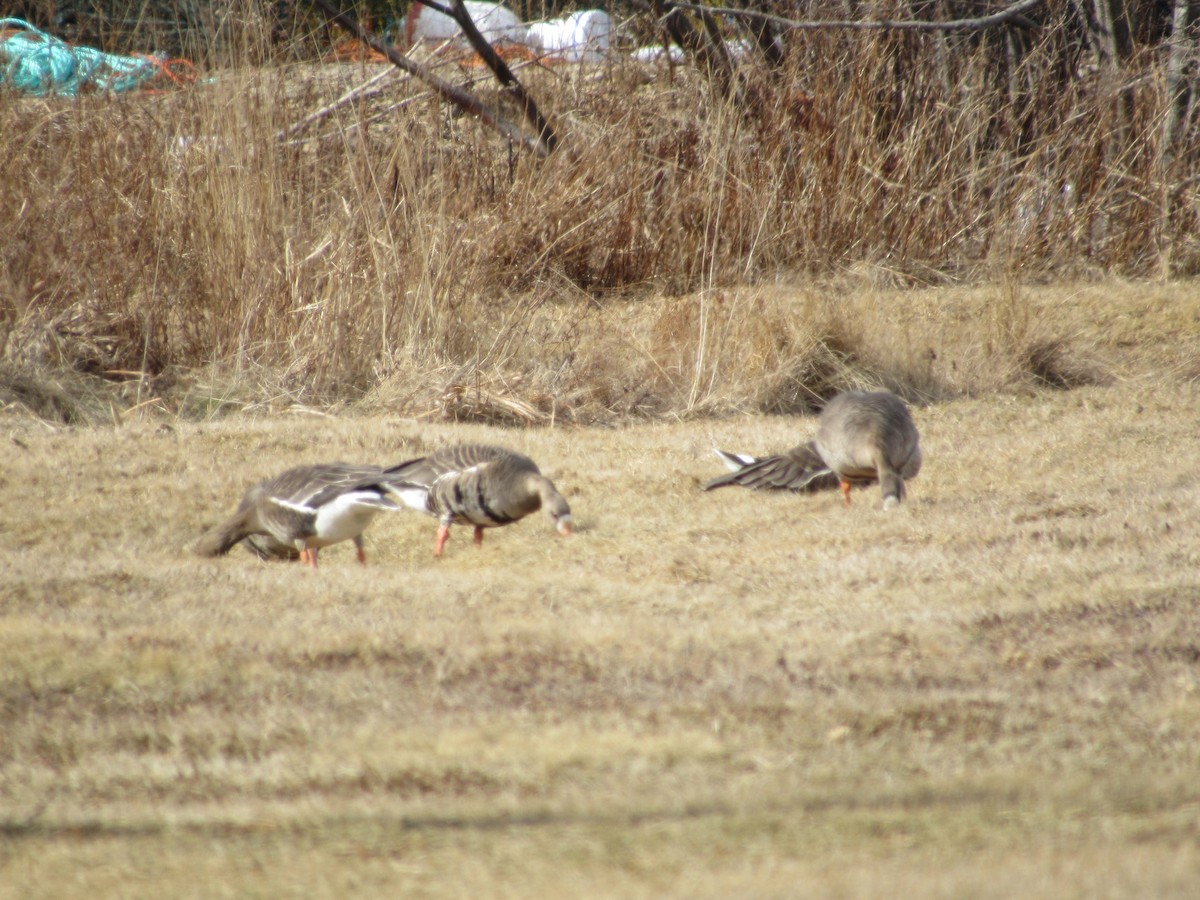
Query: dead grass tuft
749,336,859,415
437,377,564,426
0,365,100,425
1021,338,1109,390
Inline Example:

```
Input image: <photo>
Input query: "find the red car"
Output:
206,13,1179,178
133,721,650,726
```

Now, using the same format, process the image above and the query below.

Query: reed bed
3,3,1198,419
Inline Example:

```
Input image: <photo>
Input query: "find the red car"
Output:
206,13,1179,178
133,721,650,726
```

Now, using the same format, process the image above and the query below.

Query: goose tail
879,470,906,509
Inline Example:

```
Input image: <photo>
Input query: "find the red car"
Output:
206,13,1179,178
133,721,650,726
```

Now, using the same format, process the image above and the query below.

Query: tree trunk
1085,1,1135,145
1088,0,1132,65
1164,0,1199,155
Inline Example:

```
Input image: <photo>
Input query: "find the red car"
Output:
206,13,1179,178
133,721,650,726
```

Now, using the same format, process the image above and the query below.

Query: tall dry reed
1,5,1196,416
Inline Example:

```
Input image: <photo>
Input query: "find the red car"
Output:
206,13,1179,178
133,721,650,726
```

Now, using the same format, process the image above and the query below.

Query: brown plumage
194,463,399,568
386,444,572,557
703,441,841,493
815,390,922,508
704,390,921,509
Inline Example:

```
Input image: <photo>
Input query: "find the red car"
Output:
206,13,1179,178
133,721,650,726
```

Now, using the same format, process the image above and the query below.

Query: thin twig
666,0,1046,33
282,65,399,139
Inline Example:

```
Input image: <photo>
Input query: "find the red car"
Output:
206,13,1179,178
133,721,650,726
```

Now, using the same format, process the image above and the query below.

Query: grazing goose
385,444,572,557
815,390,922,509
194,463,399,568
703,440,841,493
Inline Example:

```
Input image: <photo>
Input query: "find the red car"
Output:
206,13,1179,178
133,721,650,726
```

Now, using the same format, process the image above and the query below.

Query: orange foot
434,524,451,558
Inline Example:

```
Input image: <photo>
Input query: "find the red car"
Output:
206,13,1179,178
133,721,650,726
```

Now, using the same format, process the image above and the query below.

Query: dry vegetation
2,310,1200,894
3,3,1200,896
3,3,1200,419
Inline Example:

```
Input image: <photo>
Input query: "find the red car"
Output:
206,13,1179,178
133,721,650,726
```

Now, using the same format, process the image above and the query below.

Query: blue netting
0,17,173,95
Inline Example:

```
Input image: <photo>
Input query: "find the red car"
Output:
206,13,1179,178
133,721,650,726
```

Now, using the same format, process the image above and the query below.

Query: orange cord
131,53,199,91
325,36,387,62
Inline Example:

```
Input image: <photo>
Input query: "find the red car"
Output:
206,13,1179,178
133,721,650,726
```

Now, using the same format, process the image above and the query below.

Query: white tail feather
713,449,759,472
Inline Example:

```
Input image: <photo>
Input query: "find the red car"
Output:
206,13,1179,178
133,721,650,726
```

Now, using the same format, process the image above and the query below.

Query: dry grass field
5,5,1200,894
3,279,1200,897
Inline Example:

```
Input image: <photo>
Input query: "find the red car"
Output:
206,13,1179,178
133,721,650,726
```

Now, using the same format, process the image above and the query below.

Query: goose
385,444,572,557
704,390,921,509
194,463,399,568
703,440,841,493
815,390,921,509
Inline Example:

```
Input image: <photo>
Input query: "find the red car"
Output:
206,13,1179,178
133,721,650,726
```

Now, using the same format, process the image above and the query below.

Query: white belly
309,492,394,547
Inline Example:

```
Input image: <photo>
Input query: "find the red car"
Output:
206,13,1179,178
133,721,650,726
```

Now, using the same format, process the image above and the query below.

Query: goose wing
385,444,537,485
267,463,386,507
703,442,839,492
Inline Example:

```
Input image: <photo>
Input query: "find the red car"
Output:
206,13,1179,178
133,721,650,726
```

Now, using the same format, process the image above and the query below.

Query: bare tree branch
736,2,784,69
645,0,735,92
304,0,553,157
445,0,558,154
664,0,1047,33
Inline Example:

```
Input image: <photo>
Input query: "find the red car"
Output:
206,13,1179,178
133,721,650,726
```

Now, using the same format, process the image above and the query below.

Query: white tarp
404,1,530,49
526,10,613,63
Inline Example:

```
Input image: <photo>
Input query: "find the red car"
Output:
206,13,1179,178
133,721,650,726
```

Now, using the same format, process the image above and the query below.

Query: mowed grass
3,282,1200,897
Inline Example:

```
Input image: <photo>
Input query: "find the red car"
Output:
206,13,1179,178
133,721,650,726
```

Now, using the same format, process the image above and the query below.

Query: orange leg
301,547,319,569
434,524,451,558
354,537,367,566
840,479,853,507
473,526,485,547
